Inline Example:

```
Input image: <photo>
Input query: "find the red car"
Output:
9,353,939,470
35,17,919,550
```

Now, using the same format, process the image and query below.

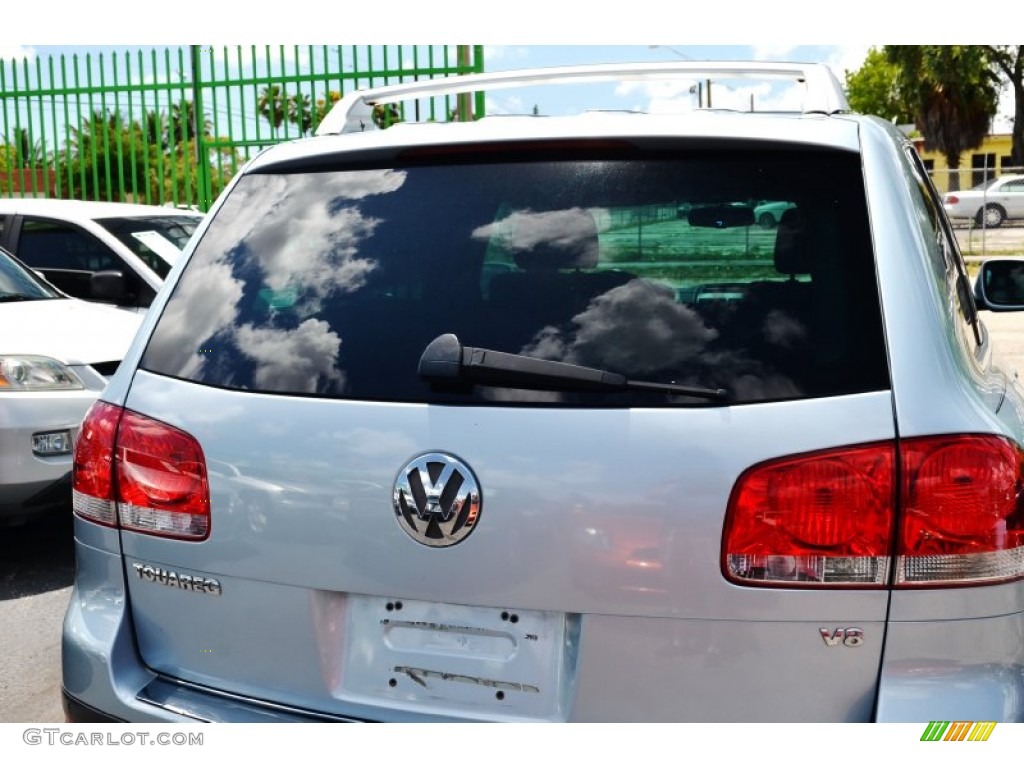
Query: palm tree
886,46,1000,191
62,110,148,201
257,85,287,138
287,93,313,136
372,103,402,129
985,46,1024,169
141,110,168,152
168,99,211,147
12,128,46,167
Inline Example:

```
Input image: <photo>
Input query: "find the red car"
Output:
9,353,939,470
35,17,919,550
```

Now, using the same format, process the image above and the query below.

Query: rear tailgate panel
120,371,895,721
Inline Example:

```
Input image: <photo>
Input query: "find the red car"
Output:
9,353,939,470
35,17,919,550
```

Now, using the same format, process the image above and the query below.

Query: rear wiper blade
418,334,729,402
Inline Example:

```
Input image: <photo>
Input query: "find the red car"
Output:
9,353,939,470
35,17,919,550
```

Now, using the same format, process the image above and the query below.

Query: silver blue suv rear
63,62,1024,722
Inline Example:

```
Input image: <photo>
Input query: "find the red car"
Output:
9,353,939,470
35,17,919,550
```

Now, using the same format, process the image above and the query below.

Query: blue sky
3,42,1015,132
0,3,1016,130
478,45,875,119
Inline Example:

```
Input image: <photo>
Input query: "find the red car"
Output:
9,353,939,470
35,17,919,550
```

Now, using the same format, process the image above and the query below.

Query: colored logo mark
921,721,996,741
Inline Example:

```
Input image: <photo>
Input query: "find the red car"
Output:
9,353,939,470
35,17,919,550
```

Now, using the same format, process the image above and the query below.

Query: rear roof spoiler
315,61,850,136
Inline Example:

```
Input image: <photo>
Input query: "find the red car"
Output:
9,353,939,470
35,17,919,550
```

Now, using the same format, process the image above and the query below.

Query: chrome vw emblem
393,452,481,547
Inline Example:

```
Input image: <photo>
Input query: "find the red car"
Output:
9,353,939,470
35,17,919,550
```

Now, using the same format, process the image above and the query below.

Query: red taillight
72,401,122,526
72,403,210,540
723,443,895,587
946,195,960,204
897,435,1024,585
116,410,210,540
723,435,1024,588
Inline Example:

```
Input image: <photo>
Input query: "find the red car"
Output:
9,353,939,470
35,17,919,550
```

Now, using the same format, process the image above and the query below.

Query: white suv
62,62,1024,723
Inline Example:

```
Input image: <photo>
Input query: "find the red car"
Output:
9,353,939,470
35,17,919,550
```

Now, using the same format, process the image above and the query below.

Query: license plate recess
341,595,576,720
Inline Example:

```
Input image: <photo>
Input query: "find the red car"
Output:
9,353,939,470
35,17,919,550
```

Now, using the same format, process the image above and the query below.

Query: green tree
985,46,1024,169
844,47,914,123
372,103,402,129
257,85,288,137
57,104,235,208
885,46,1000,190
60,110,149,201
11,127,47,167
157,137,240,207
259,86,320,137
287,93,314,136
0,143,18,194
142,110,168,152
167,99,211,147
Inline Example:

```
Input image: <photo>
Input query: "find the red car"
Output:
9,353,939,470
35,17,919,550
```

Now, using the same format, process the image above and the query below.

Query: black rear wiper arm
418,334,729,402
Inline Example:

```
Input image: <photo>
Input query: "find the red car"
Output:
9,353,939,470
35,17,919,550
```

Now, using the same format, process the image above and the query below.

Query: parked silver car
943,174,1024,228
0,247,141,526
63,62,1024,723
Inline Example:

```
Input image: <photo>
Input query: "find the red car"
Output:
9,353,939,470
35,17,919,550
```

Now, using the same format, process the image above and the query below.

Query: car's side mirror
90,270,126,301
975,259,1024,311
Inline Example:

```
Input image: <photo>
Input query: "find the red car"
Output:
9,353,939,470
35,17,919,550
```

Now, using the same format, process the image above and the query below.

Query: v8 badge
820,627,864,647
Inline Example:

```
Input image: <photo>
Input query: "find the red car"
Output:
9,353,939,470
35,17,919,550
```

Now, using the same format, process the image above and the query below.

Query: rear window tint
140,148,889,406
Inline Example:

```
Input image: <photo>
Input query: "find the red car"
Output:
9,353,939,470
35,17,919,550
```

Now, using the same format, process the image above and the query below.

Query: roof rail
315,61,849,136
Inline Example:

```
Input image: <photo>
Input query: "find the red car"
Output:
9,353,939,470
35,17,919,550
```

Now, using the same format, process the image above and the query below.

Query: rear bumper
63,678,362,724
62,689,124,723
0,387,100,524
64,516,1024,723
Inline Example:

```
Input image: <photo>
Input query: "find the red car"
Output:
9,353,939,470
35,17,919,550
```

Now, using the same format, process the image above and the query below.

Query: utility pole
457,45,472,122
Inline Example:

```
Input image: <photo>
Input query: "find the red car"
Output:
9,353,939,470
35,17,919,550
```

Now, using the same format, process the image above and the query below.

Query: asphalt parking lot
0,511,73,722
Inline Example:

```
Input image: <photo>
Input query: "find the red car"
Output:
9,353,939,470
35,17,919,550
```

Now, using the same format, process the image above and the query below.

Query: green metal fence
0,45,485,211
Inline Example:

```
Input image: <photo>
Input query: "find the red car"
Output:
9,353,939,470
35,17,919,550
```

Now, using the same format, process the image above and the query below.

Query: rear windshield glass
140,148,889,406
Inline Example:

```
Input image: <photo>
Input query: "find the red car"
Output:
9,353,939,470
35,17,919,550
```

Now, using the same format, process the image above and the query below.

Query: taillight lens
72,401,122,526
946,195,960,204
897,435,1024,585
723,443,895,587
723,435,1024,589
116,410,210,540
72,403,210,540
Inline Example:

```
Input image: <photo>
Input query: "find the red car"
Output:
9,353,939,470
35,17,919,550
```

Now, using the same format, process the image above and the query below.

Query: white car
942,174,1024,228
0,199,203,312
753,200,797,228
0,246,142,525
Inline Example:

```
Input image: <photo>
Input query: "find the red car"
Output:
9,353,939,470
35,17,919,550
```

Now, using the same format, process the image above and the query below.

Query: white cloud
0,46,34,61
613,70,819,114
752,46,798,61
823,45,873,80
485,94,527,115
235,318,344,393
483,46,532,63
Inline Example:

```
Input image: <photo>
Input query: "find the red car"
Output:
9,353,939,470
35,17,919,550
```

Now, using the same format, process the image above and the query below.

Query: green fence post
190,45,212,212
